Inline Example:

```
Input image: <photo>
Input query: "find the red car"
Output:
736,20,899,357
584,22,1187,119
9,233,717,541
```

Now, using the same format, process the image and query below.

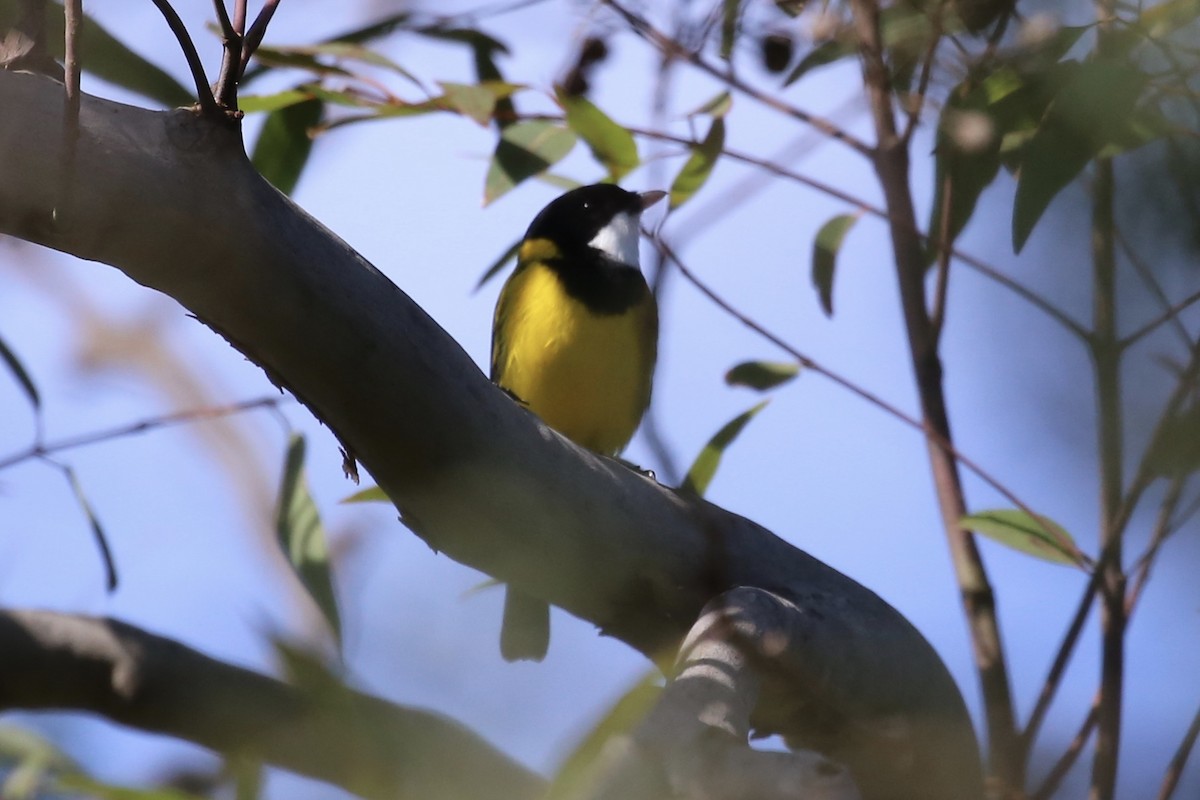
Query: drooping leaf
926,78,1003,267
682,400,768,496
0,331,40,411
0,0,192,106
548,671,664,800
557,89,639,180
276,434,342,647
251,94,324,196
668,117,725,210
725,361,799,391
1013,60,1148,252
812,213,858,316
484,121,577,205
961,509,1085,567
341,485,390,504
474,239,522,292
784,39,854,86
62,465,117,591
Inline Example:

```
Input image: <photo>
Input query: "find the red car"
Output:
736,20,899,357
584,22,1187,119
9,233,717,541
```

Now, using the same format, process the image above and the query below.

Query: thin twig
0,396,286,472
602,0,874,158
1156,704,1200,800
213,0,243,110
57,0,82,220
241,0,282,75
652,234,1087,566
148,0,218,114
1125,473,1186,613
849,0,1019,786
900,0,945,145
1021,572,1100,754
929,171,954,346
1115,226,1196,350
1032,700,1100,800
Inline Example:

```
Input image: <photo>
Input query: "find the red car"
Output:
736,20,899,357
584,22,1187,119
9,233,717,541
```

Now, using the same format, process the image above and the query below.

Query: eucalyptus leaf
683,401,768,496
812,213,858,316
962,509,1084,567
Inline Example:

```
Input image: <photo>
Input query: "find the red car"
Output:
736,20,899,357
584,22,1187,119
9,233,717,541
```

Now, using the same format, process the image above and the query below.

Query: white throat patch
587,211,641,268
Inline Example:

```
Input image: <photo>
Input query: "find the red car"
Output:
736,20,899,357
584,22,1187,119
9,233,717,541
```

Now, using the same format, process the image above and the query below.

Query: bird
491,183,664,661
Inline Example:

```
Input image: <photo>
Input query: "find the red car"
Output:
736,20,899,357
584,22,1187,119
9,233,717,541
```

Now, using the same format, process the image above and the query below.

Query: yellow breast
493,261,657,455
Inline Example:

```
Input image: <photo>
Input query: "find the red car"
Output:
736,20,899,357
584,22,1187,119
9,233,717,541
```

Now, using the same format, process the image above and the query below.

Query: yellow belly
493,262,656,455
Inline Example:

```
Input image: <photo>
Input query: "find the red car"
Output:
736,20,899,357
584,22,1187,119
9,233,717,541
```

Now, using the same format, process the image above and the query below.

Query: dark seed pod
762,33,794,74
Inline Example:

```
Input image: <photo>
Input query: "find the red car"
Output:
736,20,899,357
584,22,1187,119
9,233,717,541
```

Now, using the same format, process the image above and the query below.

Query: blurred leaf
812,213,858,316
63,465,117,591
341,485,390,503
251,95,324,196
0,725,73,800
1013,61,1147,252
669,117,725,210
548,671,664,799
254,42,422,89
725,360,799,391
241,12,414,86
688,90,733,119
557,89,639,180
1140,0,1200,37
484,121,577,205
474,239,521,292
682,400,768,496
440,80,523,126
57,775,206,800
784,39,854,86
0,331,39,411
1145,403,1200,477
721,0,741,61
953,0,1015,34
277,434,342,647
962,509,1084,566
0,0,192,105
926,79,1002,266
239,89,314,114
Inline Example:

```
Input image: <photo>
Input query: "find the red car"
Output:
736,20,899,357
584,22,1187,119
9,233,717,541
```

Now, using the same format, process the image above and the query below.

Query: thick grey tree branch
0,70,982,799
0,609,544,800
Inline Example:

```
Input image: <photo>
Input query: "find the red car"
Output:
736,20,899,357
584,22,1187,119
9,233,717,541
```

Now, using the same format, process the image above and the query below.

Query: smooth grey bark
0,69,983,800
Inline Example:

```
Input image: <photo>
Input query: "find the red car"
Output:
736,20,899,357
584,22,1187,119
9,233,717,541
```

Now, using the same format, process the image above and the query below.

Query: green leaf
783,39,854,86
725,361,800,391
686,91,733,120
682,400,768,496
484,121,577,205
474,239,521,292
0,0,192,106
56,775,206,800
549,671,664,800
0,331,39,411
961,509,1084,567
557,89,639,180
1013,61,1147,252
721,0,741,61
63,466,117,591
1145,403,1200,478
251,95,324,196
439,80,523,126
277,434,342,647
0,724,75,800
812,213,858,316
341,485,390,503
238,89,314,114
668,117,725,210
926,78,1003,266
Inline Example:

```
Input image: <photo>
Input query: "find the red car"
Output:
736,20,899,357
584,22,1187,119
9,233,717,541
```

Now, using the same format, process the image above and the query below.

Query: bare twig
241,0,282,75
148,0,217,114
0,396,287,471
848,0,1019,787
1125,473,1186,613
1032,700,1100,800
58,0,82,219
1021,572,1100,753
213,0,243,110
651,234,1086,565
1156,704,1200,800
602,0,874,158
